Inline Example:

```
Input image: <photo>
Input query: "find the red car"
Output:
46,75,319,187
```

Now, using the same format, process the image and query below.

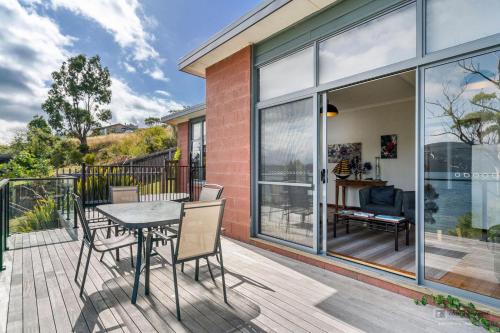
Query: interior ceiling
327,71,416,112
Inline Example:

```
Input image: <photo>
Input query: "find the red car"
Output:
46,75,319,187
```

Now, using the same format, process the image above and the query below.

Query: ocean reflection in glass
424,51,500,299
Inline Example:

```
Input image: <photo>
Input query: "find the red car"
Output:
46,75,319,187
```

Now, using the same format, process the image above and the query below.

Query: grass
86,126,176,165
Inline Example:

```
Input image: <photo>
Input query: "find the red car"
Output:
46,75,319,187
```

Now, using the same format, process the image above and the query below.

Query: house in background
96,123,138,136
161,103,206,171
174,0,500,311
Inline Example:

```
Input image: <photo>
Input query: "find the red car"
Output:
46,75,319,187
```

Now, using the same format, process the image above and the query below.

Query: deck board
0,228,485,333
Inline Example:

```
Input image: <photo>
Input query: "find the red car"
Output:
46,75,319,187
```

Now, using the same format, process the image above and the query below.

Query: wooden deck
0,228,483,333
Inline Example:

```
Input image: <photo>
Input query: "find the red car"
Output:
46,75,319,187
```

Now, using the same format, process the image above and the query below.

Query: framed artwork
381,134,397,159
328,142,362,163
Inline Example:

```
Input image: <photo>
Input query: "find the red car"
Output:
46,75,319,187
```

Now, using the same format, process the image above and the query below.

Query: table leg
405,221,410,246
335,184,339,211
145,231,153,295
395,225,399,251
346,218,349,234
342,186,346,209
132,228,143,304
333,214,337,238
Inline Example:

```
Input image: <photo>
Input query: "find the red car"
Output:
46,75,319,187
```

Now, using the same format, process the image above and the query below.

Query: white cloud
110,79,182,125
49,0,158,61
122,61,136,73
0,119,27,145
0,0,182,144
145,66,169,82
154,90,171,97
0,0,73,143
46,0,169,81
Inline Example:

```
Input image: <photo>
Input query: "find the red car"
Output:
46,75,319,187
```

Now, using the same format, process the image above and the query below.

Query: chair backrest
175,199,225,262
198,184,224,201
110,186,139,203
72,193,92,241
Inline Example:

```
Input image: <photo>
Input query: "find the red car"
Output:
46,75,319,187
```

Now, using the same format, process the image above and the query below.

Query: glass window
259,47,314,101
319,3,416,84
426,0,500,53
259,99,314,183
423,51,500,299
190,118,205,181
259,98,315,247
259,184,314,246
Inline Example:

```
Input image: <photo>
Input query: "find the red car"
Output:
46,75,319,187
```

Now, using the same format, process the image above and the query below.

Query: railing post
73,177,78,228
189,164,193,201
5,182,9,250
163,158,168,194
81,162,86,210
0,181,8,270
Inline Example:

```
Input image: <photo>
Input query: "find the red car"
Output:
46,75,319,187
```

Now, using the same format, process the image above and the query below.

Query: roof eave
177,0,291,75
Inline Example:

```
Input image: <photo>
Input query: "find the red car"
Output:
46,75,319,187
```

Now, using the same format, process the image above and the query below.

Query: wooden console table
335,179,387,209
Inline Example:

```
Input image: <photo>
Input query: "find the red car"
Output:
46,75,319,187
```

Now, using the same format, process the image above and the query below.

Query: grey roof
177,0,291,72
160,103,206,123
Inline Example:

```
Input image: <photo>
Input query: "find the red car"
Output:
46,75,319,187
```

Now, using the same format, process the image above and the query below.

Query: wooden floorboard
0,228,485,333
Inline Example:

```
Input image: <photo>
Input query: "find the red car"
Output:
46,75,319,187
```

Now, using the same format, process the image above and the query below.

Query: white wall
326,99,415,206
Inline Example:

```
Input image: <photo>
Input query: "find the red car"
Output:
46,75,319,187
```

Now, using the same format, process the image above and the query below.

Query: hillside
85,126,176,165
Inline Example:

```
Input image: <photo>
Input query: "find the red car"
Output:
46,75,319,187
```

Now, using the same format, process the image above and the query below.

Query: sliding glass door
258,98,318,249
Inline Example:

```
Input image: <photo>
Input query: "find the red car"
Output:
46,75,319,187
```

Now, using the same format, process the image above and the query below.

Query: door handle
321,169,326,184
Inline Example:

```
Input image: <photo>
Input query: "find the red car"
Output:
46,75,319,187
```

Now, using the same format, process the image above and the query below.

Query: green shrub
173,147,181,161
83,153,96,165
0,151,53,178
10,197,59,233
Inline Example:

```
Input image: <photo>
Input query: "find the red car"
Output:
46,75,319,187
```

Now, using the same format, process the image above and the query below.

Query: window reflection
424,51,500,299
259,47,314,101
319,3,415,84
190,118,205,181
426,0,500,53
259,99,314,247
259,99,314,184
259,184,314,247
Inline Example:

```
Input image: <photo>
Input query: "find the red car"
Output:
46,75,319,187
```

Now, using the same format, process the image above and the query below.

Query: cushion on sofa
364,203,401,216
370,186,395,206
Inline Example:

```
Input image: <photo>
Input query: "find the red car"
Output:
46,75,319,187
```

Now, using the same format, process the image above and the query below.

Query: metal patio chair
166,183,223,236
145,199,227,320
102,186,140,260
73,193,137,296
198,183,224,201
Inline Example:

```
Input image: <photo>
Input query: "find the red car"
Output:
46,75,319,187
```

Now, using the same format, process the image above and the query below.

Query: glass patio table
96,201,182,304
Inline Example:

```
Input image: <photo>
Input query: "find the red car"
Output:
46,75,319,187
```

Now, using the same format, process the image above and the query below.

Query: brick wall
177,121,189,167
206,46,252,242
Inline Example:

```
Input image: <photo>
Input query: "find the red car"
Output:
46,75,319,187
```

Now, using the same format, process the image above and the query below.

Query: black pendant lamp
320,103,339,118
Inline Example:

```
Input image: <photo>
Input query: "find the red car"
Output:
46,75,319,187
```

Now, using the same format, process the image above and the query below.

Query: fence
58,162,205,219
116,148,176,166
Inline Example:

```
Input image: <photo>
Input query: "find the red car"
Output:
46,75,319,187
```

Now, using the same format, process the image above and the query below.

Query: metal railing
0,179,8,270
8,177,77,233
58,162,205,219
0,162,205,267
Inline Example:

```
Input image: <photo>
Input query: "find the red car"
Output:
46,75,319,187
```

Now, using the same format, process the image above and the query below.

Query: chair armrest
393,189,404,211
152,230,177,242
89,224,121,231
359,187,371,209
87,217,110,223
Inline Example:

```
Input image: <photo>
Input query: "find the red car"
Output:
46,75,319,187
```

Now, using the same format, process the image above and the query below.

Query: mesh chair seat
94,234,137,252
146,199,227,321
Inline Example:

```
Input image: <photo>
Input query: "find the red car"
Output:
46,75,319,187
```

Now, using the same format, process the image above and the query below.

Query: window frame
188,116,206,181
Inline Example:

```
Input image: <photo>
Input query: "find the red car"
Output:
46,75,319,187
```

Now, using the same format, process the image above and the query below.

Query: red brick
206,46,252,242
177,122,189,166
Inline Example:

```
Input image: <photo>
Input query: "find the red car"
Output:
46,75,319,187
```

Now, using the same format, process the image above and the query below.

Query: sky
0,0,261,144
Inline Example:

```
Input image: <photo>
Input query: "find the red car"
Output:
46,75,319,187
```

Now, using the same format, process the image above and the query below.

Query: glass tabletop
96,201,182,228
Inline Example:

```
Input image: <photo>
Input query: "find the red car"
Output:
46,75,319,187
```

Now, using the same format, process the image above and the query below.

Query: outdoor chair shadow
74,250,263,332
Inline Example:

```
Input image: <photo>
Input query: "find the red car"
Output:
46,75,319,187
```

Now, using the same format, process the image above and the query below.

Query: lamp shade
320,104,339,118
